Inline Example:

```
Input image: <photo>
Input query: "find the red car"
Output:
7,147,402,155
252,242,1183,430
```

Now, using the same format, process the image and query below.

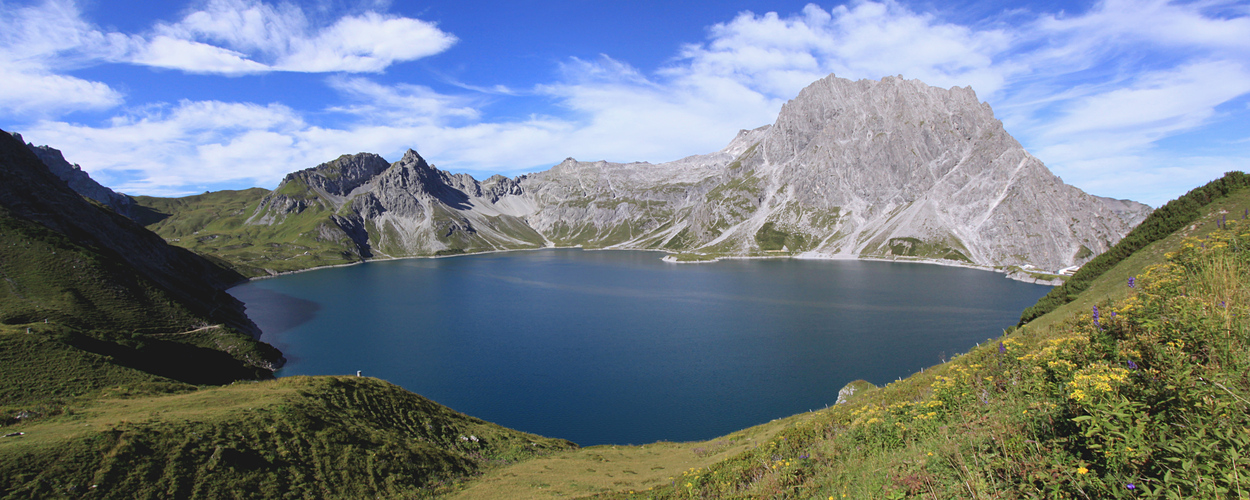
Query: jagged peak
399,148,427,165
275,152,391,198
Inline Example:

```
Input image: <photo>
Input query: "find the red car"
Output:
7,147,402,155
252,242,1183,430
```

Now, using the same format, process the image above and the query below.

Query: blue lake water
229,249,1050,446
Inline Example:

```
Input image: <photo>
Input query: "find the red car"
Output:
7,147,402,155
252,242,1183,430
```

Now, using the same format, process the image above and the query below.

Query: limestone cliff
239,75,1153,272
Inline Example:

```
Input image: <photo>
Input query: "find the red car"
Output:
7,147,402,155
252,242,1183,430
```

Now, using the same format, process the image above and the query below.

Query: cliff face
11,132,137,218
743,75,1148,269
235,75,1152,271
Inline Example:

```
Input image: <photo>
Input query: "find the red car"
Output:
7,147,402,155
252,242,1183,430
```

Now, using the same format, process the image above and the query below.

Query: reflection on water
228,286,320,335
229,250,1051,446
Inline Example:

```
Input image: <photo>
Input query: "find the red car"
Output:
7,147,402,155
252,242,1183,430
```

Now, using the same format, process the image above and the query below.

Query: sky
1,0,1248,206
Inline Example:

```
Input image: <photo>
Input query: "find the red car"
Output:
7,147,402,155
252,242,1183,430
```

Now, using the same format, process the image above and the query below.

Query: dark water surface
229,250,1050,445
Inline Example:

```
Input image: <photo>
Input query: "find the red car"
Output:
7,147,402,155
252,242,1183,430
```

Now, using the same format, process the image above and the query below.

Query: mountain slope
142,75,1149,277
0,131,258,335
1,128,283,398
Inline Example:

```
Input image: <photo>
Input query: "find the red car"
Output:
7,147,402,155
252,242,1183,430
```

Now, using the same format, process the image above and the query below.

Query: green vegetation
0,376,574,498
1020,171,1250,325
133,189,367,276
753,221,809,252
883,236,972,263
705,173,761,214
1,204,278,402
450,417,805,499
665,253,722,262
1075,244,1094,261
1,206,201,332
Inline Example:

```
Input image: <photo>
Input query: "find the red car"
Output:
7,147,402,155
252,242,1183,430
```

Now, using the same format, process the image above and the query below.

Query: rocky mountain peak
281,152,390,197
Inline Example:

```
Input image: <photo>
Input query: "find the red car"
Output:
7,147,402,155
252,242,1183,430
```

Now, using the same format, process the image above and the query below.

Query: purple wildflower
999,342,1006,354
1093,305,1101,329
1128,277,1135,288
1127,360,1138,370
1126,483,1136,490
1110,311,1116,318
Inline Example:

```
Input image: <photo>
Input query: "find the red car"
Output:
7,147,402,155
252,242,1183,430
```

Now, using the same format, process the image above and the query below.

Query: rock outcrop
12,132,137,218
236,75,1156,272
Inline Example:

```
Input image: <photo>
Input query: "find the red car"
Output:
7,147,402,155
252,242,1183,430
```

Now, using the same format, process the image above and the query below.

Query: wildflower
1128,276,1135,288
1126,483,1136,490
1092,305,1101,329
1077,467,1089,475
998,342,1006,354
1127,360,1138,370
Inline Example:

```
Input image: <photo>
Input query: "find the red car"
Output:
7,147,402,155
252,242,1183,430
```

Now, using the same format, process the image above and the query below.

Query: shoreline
236,246,1062,287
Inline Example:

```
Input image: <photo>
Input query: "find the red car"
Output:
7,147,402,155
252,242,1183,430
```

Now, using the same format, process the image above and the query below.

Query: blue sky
1,0,1248,206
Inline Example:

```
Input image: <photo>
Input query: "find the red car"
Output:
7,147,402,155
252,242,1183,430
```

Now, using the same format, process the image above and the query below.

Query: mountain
158,74,1148,277
11,132,137,218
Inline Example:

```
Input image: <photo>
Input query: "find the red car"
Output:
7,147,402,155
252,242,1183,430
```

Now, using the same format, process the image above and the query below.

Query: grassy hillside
1020,171,1250,325
132,189,367,277
1,193,282,401
0,376,574,499
436,177,1250,499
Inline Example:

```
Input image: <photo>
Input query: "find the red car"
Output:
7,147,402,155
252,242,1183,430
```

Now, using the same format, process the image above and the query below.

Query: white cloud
0,0,125,115
0,0,456,84
7,0,1250,207
133,35,270,75
326,76,481,125
1042,61,1250,141
675,2,1017,99
0,62,123,115
22,100,314,194
145,0,456,74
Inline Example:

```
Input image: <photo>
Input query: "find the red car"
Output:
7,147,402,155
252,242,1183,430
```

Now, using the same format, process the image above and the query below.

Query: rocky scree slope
196,75,1152,273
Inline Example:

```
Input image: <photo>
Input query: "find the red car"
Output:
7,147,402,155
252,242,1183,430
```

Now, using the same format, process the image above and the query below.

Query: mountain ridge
22,74,1151,278
229,74,1150,276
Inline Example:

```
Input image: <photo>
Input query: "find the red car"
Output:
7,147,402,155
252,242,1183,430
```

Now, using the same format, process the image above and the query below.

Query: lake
228,249,1051,446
